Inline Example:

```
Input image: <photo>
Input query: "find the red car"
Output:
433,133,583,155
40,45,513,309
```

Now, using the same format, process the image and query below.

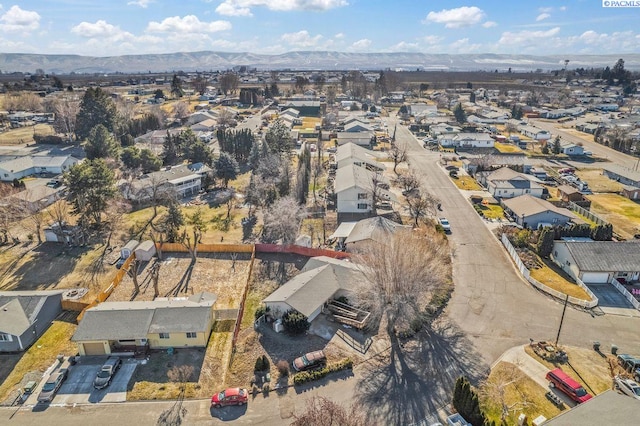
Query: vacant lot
109,252,251,307
0,124,55,145
575,169,622,193
587,193,640,239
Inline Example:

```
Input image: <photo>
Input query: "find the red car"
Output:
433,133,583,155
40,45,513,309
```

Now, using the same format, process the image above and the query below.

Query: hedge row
293,358,353,385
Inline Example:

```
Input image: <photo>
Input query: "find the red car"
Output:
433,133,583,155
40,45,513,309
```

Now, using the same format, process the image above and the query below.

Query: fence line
611,279,640,310
61,299,90,312
229,244,256,369
501,234,598,309
568,202,608,226
157,242,254,253
255,243,350,259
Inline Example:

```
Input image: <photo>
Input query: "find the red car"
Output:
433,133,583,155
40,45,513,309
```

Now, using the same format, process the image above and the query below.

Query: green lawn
475,204,505,220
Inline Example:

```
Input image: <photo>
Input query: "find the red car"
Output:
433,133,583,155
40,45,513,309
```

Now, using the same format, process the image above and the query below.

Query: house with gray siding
502,194,577,229
0,290,64,352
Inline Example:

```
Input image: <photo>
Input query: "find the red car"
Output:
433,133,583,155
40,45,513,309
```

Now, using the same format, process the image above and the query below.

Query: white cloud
424,6,485,28
147,15,231,33
388,41,420,52
559,6,567,11
449,38,482,53
536,13,551,22
215,0,348,16
71,20,131,40
539,7,553,13
482,21,497,28
0,5,40,33
498,27,561,46
334,32,344,39
127,0,154,7
350,38,371,50
280,30,323,47
422,35,444,45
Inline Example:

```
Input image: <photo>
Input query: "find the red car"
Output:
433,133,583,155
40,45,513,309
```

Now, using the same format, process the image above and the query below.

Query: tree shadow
354,319,489,425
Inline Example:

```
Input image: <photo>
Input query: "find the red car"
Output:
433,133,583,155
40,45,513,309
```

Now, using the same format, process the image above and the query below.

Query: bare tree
354,227,450,333
216,108,236,127
479,362,530,424
406,192,440,227
395,170,420,196
504,122,518,137
292,397,366,426
389,143,407,175
172,101,190,124
51,96,80,142
158,365,194,426
261,196,305,245
180,208,207,262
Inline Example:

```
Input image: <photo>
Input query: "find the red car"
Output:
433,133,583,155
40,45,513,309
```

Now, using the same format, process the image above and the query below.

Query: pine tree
248,140,262,171
162,131,178,165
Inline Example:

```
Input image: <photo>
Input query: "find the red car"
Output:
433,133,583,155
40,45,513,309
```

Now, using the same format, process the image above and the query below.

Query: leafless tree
149,105,167,127
216,108,236,127
389,143,407,175
3,93,43,112
172,101,190,124
504,122,518,137
51,96,80,142
354,227,450,333
292,397,366,426
261,196,305,245
219,72,239,95
180,208,206,262
17,196,48,244
479,362,531,424
158,365,194,426
406,192,440,228
151,261,161,298
395,170,420,196
129,258,141,295
368,171,387,211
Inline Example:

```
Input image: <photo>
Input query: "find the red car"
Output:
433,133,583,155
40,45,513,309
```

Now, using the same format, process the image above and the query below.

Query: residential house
482,167,544,199
280,108,300,119
409,103,438,118
556,185,585,203
122,163,212,202
334,164,396,222
0,290,64,352
344,121,373,133
603,164,640,187
560,142,585,156
502,195,577,229
519,125,551,140
71,292,218,355
0,155,80,181
134,129,183,145
622,185,640,200
437,132,494,148
190,118,217,132
279,100,322,117
552,240,640,284
336,131,373,147
329,216,408,252
544,390,640,426
9,185,63,211
335,143,385,171
430,124,461,137
263,256,367,322
576,123,600,134
187,111,216,125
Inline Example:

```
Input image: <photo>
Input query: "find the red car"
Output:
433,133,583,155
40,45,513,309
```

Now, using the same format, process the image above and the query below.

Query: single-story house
556,185,585,203
603,164,640,187
190,118,217,132
336,131,374,147
0,155,80,182
502,194,577,229
0,290,64,352
263,256,366,322
482,167,545,199
135,128,183,145
409,103,438,118
576,123,600,134
544,390,640,426
560,142,585,156
329,216,408,252
187,111,216,125
334,165,396,222
335,142,385,172
344,121,373,133
10,185,63,211
438,132,494,148
552,240,640,284
280,108,300,119
430,124,461,137
519,125,551,140
134,240,156,262
279,100,322,117
72,292,217,355
622,185,640,200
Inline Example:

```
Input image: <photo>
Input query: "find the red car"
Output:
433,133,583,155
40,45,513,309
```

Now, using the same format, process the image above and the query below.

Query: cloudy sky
0,1,639,56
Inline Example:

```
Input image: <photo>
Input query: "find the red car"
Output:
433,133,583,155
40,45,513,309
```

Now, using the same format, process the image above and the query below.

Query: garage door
581,272,610,284
82,342,106,355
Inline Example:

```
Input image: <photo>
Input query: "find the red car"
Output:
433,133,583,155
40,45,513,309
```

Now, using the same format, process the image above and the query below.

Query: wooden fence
501,234,598,309
61,299,90,312
157,242,254,253
255,243,350,259
229,244,256,368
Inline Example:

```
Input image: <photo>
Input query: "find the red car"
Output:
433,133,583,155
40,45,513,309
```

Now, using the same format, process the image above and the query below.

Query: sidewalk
493,345,550,389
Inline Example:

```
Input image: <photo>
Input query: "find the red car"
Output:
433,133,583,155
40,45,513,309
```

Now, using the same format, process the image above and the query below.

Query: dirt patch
109,252,251,308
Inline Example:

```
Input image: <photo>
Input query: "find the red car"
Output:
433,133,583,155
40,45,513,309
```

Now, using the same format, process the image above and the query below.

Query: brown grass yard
524,345,613,395
0,124,55,145
574,169,623,193
0,319,77,404
451,175,483,191
494,142,523,154
481,361,562,425
109,252,251,307
587,193,640,239
529,257,592,301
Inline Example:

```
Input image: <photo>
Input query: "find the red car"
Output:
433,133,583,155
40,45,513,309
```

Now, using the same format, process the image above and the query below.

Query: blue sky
0,1,639,56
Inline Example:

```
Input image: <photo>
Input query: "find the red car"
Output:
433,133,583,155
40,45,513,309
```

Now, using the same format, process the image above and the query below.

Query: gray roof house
482,167,545,199
502,194,577,229
329,216,408,252
72,292,217,355
0,155,80,182
603,164,640,188
552,240,640,284
334,164,396,223
335,142,385,171
336,131,374,147
122,163,212,202
437,132,494,148
0,290,64,352
263,256,367,322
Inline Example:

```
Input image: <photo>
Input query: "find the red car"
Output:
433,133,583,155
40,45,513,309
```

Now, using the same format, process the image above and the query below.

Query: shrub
261,355,270,372
254,356,264,372
276,360,289,377
293,358,353,385
254,305,267,320
282,310,309,335
262,384,270,395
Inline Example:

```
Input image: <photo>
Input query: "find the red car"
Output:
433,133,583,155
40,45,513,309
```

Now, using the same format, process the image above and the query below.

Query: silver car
37,368,68,403
615,376,640,400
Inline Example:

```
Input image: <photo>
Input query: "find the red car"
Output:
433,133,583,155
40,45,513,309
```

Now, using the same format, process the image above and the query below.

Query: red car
211,387,248,408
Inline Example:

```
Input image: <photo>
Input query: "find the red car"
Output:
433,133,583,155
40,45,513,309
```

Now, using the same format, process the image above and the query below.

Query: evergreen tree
248,140,262,170
453,103,467,124
75,87,117,140
139,148,162,173
536,227,555,258
552,136,562,155
265,119,293,155
84,124,119,160
161,202,184,243
162,131,178,165
171,74,183,98
214,152,239,188
64,159,117,228
121,146,141,170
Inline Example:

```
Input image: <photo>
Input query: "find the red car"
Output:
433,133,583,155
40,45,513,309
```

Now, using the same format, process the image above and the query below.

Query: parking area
26,356,137,406
586,283,640,316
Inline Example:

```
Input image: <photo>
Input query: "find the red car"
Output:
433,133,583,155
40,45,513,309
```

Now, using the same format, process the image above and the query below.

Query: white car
438,218,451,233
615,376,640,400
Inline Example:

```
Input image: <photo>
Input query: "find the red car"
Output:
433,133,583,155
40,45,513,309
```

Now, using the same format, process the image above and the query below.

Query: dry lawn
109,252,251,308
494,142,523,154
529,257,592,301
0,319,77,404
575,169,623,193
476,204,505,220
0,124,55,145
481,361,562,425
451,175,483,191
524,345,614,395
587,193,640,239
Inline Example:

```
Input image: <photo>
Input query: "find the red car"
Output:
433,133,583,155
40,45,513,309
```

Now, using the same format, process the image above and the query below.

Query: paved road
387,116,640,367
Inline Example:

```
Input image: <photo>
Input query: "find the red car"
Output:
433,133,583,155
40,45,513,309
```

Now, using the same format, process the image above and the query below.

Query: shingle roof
0,290,64,336
345,216,407,244
502,195,577,220
564,241,640,272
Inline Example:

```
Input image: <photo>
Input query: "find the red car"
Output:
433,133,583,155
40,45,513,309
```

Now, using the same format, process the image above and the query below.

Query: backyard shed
121,239,139,259
134,240,157,262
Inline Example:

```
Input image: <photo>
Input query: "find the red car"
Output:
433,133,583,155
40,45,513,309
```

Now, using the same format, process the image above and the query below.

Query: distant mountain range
1,51,639,74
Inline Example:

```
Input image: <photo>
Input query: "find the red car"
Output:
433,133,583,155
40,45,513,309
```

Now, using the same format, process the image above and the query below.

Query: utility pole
555,294,569,347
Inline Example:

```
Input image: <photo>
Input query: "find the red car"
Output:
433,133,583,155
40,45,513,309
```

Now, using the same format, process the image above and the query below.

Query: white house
336,131,373,147
334,164,395,222
190,118,217,132
187,111,216,125
502,195,577,229
519,125,551,140
438,132,494,148
344,121,373,133
335,143,385,171
560,142,585,156
552,240,640,284
483,167,545,199
0,155,80,181
123,163,212,202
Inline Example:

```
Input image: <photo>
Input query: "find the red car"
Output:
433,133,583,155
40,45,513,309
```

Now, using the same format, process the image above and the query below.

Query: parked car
93,357,122,389
292,350,326,372
614,376,640,400
438,218,451,233
546,368,593,404
37,368,68,403
210,387,248,407
617,354,640,373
